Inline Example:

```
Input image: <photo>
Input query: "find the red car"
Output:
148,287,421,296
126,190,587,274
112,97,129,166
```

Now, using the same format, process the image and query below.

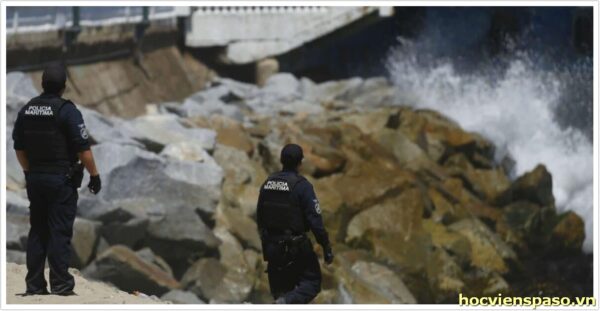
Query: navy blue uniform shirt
260,169,331,248
13,94,91,156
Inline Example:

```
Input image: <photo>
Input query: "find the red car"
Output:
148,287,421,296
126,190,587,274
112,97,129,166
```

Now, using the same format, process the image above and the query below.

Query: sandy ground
6,263,167,304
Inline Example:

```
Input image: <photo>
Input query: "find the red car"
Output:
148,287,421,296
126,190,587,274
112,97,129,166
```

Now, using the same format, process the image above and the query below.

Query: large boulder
161,141,214,163
495,201,542,249
7,214,29,251
346,188,425,243
6,190,29,215
425,247,465,303
92,141,159,177
6,140,25,191
550,211,585,251
448,218,517,273
443,153,510,202
79,106,136,145
119,114,216,152
302,77,363,103
145,205,221,277
161,290,206,304
6,250,27,265
179,90,244,122
71,218,101,269
6,72,38,127
215,205,261,251
100,217,149,248
136,248,174,277
101,152,222,217
334,250,417,304
373,127,436,170
495,164,555,207
181,257,253,303
396,108,495,164
204,115,255,156
83,245,181,296
422,219,471,266
214,145,267,217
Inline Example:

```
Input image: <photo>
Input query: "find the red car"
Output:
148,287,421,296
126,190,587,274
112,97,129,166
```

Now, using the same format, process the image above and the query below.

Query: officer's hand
324,246,334,265
88,175,101,195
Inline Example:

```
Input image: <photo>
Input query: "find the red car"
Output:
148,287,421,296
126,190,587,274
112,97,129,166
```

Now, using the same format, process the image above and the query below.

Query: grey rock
145,205,220,276
101,217,149,248
136,247,174,277
217,206,261,251
279,99,324,116
87,142,161,184
261,73,300,101
95,237,110,257
118,114,216,153
102,155,222,216
160,142,213,163
6,190,29,215
305,77,363,103
71,218,101,269
79,106,137,145
179,97,244,122
6,72,38,127
83,245,180,296
161,289,206,304
6,140,25,190
351,261,417,304
214,77,259,100
181,257,253,303
6,250,27,265
7,213,29,251
245,73,302,115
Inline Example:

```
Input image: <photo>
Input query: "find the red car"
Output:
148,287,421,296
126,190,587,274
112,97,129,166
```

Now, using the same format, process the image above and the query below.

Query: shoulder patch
313,199,321,214
78,124,89,139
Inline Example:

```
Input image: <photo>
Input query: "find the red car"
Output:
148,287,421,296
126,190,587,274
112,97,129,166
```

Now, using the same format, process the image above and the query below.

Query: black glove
324,245,334,265
88,175,101,195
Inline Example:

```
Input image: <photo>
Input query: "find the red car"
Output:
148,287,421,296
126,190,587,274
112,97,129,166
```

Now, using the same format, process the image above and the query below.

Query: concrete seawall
9,22,215,118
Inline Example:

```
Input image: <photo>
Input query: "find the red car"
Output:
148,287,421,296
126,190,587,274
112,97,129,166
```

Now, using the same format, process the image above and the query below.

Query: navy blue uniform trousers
25,172,77,294
267,246,322,304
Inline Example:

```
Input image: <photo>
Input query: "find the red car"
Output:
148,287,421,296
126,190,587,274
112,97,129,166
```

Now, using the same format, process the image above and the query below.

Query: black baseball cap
42,63,67,94
280,144,304,168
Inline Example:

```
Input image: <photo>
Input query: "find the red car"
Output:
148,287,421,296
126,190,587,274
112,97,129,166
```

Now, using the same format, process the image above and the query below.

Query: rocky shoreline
6,72,592,304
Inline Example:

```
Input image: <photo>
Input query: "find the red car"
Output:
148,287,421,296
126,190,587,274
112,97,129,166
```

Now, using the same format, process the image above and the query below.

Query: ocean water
386,8,593,252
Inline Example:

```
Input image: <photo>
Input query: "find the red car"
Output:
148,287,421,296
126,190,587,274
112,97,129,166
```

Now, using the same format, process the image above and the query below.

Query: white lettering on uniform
24,106,53,116
264,181,290,191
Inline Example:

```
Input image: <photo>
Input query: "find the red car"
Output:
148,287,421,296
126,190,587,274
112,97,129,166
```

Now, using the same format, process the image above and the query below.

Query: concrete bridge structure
7,6,393,69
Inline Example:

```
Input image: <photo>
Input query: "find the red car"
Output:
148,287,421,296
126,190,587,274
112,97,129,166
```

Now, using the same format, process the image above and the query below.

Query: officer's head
42,63,67,95
281,144,304,171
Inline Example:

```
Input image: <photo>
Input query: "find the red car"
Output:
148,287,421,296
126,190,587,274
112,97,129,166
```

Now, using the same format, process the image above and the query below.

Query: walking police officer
12,63,101,296
256,143,334,304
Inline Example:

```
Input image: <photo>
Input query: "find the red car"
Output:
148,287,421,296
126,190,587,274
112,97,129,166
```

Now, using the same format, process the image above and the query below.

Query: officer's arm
12,113,29,171
15,151,29,172
61,103,98,176
79,150,99,176
256,188,266,238
299,182,331,249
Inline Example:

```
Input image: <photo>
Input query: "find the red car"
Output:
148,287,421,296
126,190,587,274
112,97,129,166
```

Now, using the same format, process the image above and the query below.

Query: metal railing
6,7,179,34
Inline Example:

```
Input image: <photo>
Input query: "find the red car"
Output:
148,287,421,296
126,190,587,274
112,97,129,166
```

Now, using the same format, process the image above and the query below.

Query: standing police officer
256,143,334,304
12,63,102,296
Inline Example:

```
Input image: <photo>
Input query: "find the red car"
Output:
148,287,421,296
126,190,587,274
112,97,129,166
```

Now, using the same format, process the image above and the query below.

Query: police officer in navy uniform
256,143,334,304
12,64,102,296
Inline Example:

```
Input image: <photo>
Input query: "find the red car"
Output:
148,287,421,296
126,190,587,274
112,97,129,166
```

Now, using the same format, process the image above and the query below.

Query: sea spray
386,39,593,252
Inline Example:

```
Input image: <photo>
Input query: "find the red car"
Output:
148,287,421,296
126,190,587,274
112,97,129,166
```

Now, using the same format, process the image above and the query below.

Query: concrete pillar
256,58,279,87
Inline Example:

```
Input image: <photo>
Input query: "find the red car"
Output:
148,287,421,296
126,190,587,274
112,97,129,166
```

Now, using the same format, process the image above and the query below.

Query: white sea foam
387,41,593,252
